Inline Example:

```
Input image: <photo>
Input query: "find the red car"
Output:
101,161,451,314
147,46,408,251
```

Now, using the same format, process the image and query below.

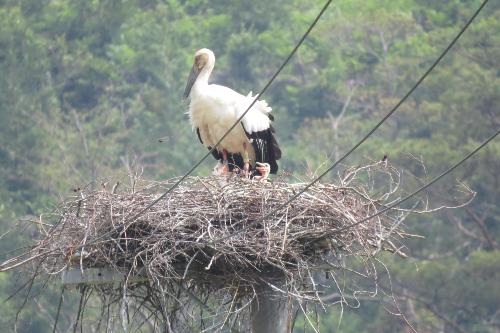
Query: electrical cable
0,0,489,270
135,0,488,224
207,0,490,243
211,130,498,243
0,1,333,272
128,0,333,223
333,130,499,233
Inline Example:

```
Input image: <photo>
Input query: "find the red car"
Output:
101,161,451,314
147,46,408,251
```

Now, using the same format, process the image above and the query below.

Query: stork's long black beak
183,63,201,99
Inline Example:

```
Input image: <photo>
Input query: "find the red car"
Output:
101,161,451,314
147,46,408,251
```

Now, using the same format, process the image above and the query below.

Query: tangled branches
33,162,408,281
1,161,473,331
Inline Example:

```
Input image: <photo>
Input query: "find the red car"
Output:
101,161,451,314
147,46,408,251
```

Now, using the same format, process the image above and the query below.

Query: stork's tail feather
247,126,281,175
246,92,272,114
268,130,281,174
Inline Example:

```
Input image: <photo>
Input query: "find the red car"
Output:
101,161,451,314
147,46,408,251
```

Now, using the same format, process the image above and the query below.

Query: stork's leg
243,142,251,179
222,149,229,174
254,162,271,182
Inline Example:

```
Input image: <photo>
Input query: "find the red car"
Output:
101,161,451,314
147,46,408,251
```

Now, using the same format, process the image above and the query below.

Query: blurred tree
0,0,498,331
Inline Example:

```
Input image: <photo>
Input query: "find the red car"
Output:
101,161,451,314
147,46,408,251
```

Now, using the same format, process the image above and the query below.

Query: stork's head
183,48,215,99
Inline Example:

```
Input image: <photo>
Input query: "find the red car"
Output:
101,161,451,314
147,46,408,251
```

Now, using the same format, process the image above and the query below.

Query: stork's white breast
189,85,256,161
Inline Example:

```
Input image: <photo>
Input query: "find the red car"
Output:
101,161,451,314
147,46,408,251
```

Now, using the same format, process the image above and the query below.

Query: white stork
183,48,281,181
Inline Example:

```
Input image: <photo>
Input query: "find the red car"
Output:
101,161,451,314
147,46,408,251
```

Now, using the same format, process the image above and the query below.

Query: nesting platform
1,162,475,332
0,164,421,332
19,164,408,291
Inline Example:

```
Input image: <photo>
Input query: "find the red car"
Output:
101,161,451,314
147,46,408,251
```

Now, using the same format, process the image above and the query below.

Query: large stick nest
6,162,468,331
29,162,409,289
1,161,475,332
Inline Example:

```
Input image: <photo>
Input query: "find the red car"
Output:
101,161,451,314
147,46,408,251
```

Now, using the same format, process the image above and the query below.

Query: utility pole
251,283,291,333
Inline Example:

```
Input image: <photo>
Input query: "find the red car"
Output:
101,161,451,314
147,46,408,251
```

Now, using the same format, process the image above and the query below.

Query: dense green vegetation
0,0,498,332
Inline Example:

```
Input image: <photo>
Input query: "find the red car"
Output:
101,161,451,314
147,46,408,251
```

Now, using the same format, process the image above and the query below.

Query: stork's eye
195,55,207,69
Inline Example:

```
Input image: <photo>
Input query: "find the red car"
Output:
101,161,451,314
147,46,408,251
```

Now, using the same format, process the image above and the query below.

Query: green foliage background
0,0,498,332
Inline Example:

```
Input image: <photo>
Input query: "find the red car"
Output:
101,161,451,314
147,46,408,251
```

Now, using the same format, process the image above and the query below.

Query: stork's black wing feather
241,123,281,174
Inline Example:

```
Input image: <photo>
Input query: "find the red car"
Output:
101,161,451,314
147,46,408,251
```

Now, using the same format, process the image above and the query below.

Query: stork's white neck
196,64,213,85
193,49,215,95
192,55,215,96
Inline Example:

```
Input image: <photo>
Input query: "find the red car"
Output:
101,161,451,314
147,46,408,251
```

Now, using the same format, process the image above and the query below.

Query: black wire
0,0,336,270
0,0,488,270
211,130,498,244
208,0,490,244
52,286,65,333
333,130,499,233
128,0,333,223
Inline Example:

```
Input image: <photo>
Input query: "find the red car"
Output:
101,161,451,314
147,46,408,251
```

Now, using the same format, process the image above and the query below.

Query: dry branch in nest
36,162,408,282
2,161,472,332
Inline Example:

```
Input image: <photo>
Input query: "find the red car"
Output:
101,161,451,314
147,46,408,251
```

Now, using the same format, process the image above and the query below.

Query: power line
211,130,498,244
208,0,490,243
0,0,489,271
4,0,334,265
333,130,499,233
128,0,333,223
